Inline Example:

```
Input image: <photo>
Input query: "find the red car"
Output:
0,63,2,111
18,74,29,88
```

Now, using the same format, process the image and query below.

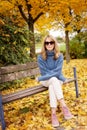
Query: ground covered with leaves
0,59,87,130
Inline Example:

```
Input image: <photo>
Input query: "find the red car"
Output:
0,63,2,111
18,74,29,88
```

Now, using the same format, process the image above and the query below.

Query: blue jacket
37,51,66,82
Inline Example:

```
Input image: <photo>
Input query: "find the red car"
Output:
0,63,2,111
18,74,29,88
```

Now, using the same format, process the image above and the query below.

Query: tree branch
34,12,43,23
18,5,28,23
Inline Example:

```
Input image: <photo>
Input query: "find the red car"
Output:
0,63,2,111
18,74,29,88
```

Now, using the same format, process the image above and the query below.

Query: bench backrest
0,62,40,83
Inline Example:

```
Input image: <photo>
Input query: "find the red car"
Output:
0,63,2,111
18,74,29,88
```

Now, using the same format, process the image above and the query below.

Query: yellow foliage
0,0,87,31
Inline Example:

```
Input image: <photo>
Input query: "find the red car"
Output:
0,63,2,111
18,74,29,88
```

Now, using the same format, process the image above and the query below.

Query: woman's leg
40,77,73,127
48,77,73,120
48,77,64,100
40,80,59,127
59,98,73,119
40,80,57,108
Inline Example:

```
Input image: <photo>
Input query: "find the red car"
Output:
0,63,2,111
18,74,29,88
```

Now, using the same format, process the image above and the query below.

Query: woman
36,35,73,127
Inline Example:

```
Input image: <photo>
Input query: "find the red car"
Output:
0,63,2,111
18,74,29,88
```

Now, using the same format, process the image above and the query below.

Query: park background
0,0,87,130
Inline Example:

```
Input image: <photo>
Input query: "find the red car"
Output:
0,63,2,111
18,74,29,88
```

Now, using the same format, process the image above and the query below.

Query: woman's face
45,37,55,51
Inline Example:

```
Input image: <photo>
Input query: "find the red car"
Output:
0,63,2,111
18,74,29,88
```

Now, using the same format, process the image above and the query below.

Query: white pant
40,77,63,108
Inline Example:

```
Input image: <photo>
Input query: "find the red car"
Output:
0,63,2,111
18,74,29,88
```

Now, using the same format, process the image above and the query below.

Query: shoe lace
63,107,69,114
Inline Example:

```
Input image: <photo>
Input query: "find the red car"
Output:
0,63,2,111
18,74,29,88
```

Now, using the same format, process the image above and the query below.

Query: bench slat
2,85,48,104
0,68,40,83
0,62,38,75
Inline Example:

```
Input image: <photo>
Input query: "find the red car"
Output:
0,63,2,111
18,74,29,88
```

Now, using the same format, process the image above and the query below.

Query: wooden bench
0,61,79,130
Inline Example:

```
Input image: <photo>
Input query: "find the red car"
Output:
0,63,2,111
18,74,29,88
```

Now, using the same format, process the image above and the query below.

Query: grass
59,43,66,51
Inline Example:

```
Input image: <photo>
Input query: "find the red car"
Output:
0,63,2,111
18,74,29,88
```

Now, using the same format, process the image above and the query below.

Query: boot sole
65,115,74,120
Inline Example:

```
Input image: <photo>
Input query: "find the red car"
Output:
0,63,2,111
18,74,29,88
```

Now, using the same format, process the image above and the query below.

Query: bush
0,24,32,66
70,33,85,59
70,42,85,59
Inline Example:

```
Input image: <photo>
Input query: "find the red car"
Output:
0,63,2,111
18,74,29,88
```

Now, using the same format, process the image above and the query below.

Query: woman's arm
51,54,63,73
37,54,66,82
37,55,51,75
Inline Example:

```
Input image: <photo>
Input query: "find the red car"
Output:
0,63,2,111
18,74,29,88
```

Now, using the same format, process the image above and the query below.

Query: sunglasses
45,41,55,45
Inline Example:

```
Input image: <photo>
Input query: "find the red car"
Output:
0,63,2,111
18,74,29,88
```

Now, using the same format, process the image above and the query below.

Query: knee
49,77,58,83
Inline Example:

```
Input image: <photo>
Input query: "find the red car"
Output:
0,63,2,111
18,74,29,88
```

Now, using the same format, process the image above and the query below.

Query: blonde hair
40,35,60,60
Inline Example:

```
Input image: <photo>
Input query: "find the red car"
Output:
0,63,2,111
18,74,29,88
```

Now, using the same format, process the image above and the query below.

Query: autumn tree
0,0,47,58
44,0,87,62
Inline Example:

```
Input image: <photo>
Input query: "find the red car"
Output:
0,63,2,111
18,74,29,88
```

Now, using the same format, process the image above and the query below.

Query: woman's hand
36,77,39,82
63,78,72,84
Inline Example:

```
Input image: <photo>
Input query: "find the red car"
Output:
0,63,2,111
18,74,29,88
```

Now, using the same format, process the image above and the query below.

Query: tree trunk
28,14,35,58
18,4,35,58
18,3,43,58
65,30,70,63
84,40,87,58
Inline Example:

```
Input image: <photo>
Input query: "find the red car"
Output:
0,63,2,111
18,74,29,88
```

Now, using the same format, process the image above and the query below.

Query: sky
49,29,77,39
49,29,65,38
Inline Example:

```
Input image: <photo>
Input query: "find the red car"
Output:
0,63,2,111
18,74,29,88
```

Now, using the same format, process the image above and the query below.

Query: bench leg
0,96,6,130
73,67,79,98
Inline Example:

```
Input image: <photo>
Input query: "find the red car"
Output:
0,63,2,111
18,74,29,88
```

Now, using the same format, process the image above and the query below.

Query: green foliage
19,107,29,114
70,42,85,59
84,40,87,58
56,37,64,43
0,24,32,66
34,32,43,44
69,32,87,59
